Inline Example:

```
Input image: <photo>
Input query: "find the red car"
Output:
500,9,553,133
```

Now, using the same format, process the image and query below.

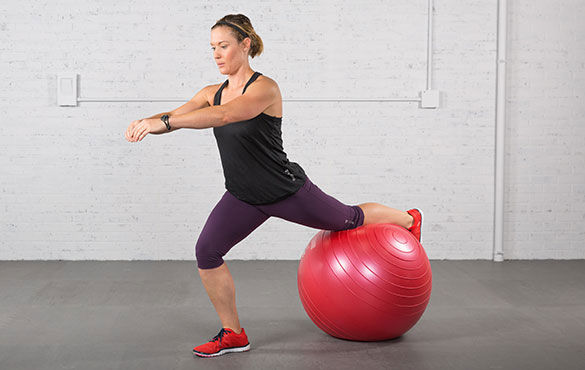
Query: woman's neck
226,68,255,91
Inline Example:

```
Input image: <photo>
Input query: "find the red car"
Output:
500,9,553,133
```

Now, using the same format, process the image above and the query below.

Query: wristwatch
160,114,171,131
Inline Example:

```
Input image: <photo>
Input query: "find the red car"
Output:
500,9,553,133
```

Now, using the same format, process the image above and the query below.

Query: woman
125,14,422,358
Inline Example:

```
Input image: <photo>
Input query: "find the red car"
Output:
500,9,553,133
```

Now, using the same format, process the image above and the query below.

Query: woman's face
210,27,249,74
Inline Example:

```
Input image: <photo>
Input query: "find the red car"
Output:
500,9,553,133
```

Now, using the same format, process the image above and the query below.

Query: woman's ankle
225,326,242,334
406,213,415,229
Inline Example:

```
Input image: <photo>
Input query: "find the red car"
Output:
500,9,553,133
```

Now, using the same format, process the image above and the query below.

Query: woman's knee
195,239,225,270
335,205,365,231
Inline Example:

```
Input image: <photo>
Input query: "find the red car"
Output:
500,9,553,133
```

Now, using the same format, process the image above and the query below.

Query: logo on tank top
284,168,296,181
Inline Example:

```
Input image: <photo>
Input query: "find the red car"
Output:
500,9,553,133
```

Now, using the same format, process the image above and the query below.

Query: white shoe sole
193,343,250,358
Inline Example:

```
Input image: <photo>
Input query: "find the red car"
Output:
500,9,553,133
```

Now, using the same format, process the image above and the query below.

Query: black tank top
213,71,307,205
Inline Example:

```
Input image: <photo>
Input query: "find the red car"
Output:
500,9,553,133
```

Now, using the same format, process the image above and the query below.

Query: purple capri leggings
195,176,365,269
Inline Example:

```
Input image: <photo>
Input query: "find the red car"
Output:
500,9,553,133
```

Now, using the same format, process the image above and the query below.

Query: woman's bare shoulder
205,82,224,105
257,75,281,97
258,74,279,87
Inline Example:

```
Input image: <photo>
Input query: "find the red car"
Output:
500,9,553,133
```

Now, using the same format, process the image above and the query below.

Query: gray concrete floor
0,260,584,370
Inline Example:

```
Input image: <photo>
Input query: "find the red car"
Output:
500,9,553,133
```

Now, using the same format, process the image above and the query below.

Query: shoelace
211,328,230,344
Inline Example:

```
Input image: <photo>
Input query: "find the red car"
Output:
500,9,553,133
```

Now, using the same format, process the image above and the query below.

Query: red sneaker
406,209,423,242
193,327,250,358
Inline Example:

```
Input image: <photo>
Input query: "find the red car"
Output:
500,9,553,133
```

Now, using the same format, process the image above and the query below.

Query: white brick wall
505,0,585,259
0,0,583,261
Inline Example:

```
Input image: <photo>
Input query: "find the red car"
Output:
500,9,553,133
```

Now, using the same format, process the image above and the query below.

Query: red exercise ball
297,223,432,341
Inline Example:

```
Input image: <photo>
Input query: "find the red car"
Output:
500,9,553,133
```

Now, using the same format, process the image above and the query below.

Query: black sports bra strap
242,72,262,94
214,72,262,106
214,79,229,106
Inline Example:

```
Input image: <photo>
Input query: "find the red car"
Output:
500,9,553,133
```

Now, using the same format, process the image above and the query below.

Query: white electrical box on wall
57,73,78,106
420,89,440,109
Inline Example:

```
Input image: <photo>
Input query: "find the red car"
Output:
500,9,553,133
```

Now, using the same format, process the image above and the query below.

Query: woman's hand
125,118,167,142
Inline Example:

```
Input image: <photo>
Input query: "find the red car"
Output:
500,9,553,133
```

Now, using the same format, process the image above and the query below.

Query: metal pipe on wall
77,97,422,103
427,0,433,91
493,0,507,262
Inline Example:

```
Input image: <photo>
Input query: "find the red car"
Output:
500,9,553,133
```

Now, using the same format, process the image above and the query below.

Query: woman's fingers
126,119,150,142
136,126,145,141
130,121,139,139
130,120,143,141
126,120,139,142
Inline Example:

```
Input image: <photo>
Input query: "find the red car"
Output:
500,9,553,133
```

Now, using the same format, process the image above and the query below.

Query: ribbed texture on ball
297,223,432,341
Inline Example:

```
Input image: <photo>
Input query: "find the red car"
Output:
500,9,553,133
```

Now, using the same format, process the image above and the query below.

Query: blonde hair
211,14,264,58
